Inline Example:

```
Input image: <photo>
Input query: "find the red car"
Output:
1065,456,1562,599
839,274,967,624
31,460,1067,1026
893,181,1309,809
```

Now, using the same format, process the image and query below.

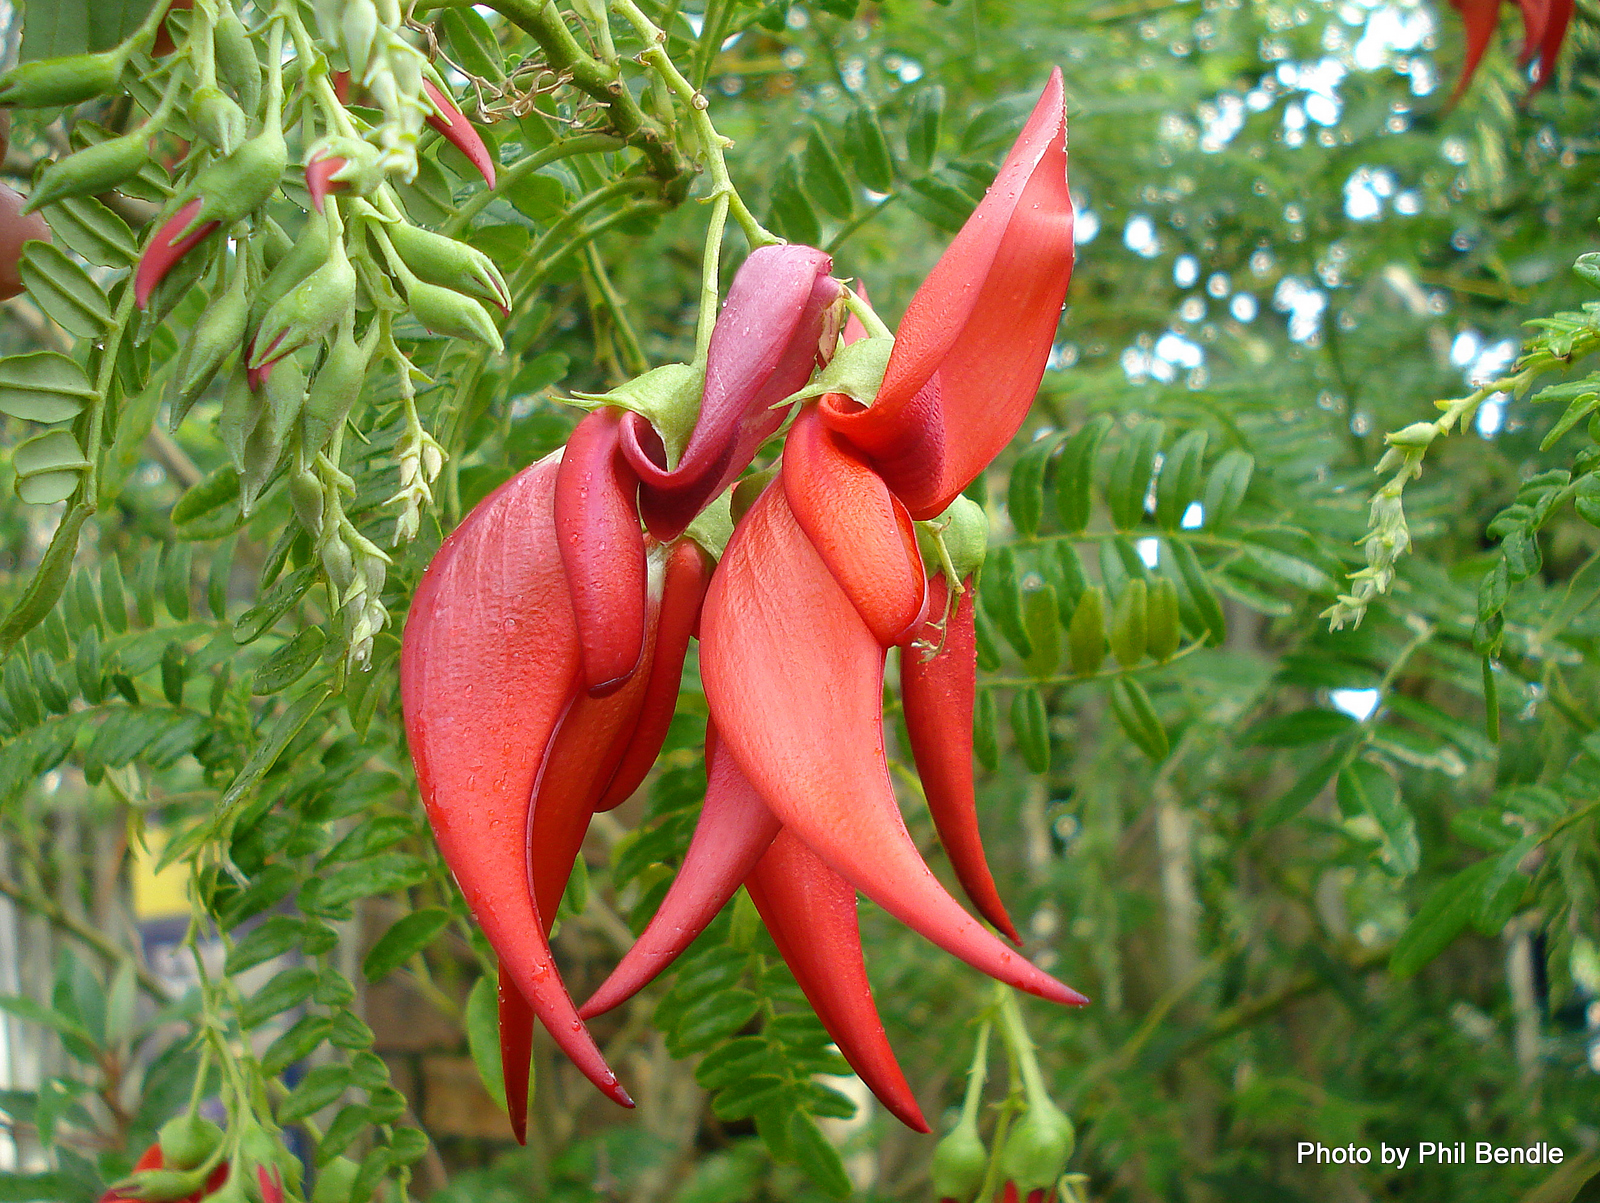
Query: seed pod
406,279,502,350
1108,578,1148,667
1066,585,1106,676
252,240,357,368
188,86,247,156
171,265,250,425
27,131,150,212
0,51,123,108
300,323,370,455
386,221,510,311
1147,576,1181,662
213,9,262,113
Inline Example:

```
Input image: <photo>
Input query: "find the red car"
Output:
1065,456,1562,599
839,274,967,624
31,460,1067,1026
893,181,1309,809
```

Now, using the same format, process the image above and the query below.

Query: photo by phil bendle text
1297,1142,1568,1166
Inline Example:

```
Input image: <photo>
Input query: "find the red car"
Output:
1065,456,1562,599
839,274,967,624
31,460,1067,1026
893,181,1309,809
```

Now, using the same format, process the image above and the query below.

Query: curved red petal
621,245,839,541
135,199,219,309
581,726,781,1018
305,155,346,214
747,829,930,1132
400,454,631,1108
903,574,1020,943
1530,0,1572,93
700,484,1085,1007
423,79,497,188
1448,0,1503,102
555,408,649,696
782,404,927,646
821,70,1073,517
595,538,711,811
498,967,535,1145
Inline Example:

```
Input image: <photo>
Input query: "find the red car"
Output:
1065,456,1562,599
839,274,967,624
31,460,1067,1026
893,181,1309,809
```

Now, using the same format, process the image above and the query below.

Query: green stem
443,133,628,235
585,243,648,376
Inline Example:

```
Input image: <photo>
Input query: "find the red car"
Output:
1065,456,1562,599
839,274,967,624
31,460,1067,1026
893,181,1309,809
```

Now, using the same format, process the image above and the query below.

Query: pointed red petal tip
903,575,1021,943
749,830,931,1132
554,408,649,696
1447,0,1503,102
582,727,781,1018
822,68,1072,518
498,968,534,1144
305,155,347,214
701,485,1088,1009
135,198,219,309
781,404,927,646
400,454,630,1107
1526,0,1572,95
622,244,840,541
256,1167,283,1203
423,79,497,188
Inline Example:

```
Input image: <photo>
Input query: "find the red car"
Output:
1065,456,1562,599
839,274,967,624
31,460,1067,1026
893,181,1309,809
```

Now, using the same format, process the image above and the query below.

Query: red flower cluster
401,70,1078,1137
1448,0,1572,100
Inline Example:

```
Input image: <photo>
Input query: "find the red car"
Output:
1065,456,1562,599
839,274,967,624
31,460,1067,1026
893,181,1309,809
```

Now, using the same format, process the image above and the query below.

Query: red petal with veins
555,408,648,696
903,574,1020,943
620,245,839,541
424,79,496,188
400,453,631,1108
595,538,711,811
135,199,219,309
581,726,781,1018
747,829,931,1132
498,967,535,1145
782,404,927,646
700,484,1086,1007
819,70,1073,519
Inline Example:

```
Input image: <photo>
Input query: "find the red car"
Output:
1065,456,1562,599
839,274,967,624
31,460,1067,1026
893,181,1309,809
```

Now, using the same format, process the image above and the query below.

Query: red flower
1448,0,1572,100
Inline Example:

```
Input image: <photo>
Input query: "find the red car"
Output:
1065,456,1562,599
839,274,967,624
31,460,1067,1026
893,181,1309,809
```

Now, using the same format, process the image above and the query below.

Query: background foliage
0,0,1598,1199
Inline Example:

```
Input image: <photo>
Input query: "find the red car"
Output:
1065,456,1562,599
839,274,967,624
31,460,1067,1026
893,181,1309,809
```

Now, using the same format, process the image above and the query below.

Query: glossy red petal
700,484,1086,1007
1529,0,1572,93
595,538,711,811
305,155,346,214
424,79,496,188
581,726,781,1018
555,408,649,696
621,245,839,541
498,967,535,1145
135,199,220,309
782,404,927,646
400,453,631,1108
903,574,1020,942
747,829,930,1132
820,70,1072,518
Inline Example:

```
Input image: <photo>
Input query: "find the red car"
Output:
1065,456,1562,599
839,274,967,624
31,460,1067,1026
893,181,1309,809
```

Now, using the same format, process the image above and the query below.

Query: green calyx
998,1099,1076,1192
779,335,893,410
569,361,703,467
917,494,988,584
157,1114,225,1171
192,125,288,229
106,1168,210,1202
932,1115,989,1202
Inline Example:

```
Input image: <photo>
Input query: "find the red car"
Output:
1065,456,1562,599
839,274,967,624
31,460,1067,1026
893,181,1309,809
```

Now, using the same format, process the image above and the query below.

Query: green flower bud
192,125,287,228
256,216,331,319
998,1100,1075,1193
27,131,149,212
385,221,509,312
218,366,260,471
157,1114,225,1171
106,1168,209,1202
252,241,357,367
189,86,248,156
171,266,250,426
288,466,325,536
300,324,371,455
406,279,502,351
213,11,262,114
931,1115,989,1203
0,51,123,109
1385,421,1437,451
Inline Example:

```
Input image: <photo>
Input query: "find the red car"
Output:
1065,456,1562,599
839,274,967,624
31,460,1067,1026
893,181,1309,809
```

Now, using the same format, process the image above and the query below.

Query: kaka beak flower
402,245,837,1135
1448,0,1571,100
423,80,497,189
